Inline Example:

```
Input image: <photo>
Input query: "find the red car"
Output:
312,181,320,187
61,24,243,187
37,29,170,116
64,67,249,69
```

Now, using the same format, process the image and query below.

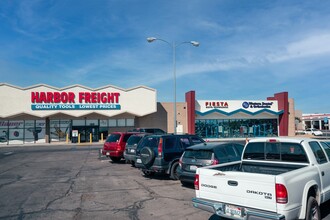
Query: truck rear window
243,142,308,163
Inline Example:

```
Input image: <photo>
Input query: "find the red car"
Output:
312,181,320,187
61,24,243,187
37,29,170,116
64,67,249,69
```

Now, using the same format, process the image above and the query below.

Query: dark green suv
135,134,204,180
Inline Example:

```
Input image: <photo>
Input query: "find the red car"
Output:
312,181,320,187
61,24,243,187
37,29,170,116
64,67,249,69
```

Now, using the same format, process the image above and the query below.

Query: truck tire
140,147,155,168
170,161,180,180
305,196,321,220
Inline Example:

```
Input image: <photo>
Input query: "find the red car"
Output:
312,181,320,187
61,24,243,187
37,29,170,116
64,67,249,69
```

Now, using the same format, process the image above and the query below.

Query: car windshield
184,149,213,160
106,134,120,143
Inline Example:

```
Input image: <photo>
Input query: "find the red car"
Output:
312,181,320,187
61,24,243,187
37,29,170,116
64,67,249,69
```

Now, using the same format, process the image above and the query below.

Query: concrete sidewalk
0,141,104,148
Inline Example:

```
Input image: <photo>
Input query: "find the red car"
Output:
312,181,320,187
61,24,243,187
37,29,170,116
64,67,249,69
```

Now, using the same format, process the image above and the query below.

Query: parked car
124,133,150,166
135,134,205,179
132,128,166,134
178,142,244,186
102,132,139,162
305,128,323,136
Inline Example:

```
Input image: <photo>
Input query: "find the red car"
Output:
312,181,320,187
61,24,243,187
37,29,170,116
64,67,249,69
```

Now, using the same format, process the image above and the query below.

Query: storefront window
86,120,98,126
109,119,117,127
195,119,278,139
100,120,108,127
24,120,46,143
7,120,24,143
24,120,35,143
72,120,85,126
195,120,205,137
126,119,134,127
117,119,125,127
0,120,9,144
50,120,71,142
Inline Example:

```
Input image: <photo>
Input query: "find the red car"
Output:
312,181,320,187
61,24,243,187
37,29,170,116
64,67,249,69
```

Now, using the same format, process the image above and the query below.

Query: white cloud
267,33,330,63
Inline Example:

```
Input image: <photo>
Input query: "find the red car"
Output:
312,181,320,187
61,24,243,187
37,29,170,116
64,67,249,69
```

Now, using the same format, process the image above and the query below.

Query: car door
320,142,330,202
309,141,330,202
163,136,179,162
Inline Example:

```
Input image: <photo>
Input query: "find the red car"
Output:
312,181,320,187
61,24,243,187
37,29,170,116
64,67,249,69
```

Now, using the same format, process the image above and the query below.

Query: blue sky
0,0,329,114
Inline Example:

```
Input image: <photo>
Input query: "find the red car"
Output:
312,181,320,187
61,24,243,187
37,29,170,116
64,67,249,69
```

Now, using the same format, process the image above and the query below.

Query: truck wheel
305,196,321,220
170,161,180,180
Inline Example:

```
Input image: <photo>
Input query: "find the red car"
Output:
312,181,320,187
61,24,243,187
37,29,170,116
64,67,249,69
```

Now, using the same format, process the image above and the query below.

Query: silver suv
178,142,244,186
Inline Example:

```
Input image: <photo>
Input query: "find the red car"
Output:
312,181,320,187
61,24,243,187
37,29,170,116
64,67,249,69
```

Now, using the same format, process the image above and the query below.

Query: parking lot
1,143,330,220
0,144,215,220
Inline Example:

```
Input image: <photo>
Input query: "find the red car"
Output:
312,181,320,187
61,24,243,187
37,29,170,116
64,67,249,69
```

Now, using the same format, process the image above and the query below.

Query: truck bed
210,161,307,175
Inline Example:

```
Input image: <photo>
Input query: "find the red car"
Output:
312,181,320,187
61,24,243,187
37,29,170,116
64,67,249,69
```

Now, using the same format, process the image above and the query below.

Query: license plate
190,165,197,171
136,158,142,163
225,204,243,218
130,149,135,153
106,152,110,156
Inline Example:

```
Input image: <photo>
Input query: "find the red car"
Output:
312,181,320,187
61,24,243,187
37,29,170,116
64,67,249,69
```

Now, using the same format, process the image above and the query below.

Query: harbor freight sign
0,84,157,118
30,91,121,111
31,104,121,110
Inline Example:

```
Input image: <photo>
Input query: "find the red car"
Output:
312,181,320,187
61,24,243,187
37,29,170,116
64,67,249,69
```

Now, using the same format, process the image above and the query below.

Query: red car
102,132,139,162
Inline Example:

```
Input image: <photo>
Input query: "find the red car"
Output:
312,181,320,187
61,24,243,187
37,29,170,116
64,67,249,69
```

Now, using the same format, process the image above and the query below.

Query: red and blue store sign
31,91,121,110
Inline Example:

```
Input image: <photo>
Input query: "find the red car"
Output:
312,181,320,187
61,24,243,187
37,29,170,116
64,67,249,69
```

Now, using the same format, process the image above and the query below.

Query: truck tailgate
196,168,277,212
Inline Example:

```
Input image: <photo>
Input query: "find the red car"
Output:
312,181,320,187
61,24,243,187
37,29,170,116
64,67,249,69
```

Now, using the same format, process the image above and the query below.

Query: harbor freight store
0,83,158,145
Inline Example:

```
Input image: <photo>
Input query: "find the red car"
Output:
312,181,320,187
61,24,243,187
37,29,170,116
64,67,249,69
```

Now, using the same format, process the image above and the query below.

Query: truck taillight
194,174,199,190
158,138,163,157
276,184,288,204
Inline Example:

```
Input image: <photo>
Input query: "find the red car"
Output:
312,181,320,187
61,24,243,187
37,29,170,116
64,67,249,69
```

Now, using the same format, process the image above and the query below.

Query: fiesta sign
205,101,229,108
31,92,121,110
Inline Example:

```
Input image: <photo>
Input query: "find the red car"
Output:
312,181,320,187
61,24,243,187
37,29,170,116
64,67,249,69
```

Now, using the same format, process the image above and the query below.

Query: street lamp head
147,37,157,43
190,41,200,47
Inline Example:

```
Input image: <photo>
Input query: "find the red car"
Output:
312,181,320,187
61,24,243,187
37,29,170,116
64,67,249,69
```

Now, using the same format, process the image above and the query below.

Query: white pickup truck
192,137,330,220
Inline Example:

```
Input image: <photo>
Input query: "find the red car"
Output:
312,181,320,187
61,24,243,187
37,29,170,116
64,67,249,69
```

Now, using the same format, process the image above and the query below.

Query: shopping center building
0,83,296,145
301,113,330,131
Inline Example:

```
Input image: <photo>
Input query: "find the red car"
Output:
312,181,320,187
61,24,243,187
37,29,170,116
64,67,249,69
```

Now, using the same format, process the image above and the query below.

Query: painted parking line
3,152,13,156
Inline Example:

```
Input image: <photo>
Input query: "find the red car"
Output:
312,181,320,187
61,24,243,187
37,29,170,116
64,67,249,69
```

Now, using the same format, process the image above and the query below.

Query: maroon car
102,132,139,162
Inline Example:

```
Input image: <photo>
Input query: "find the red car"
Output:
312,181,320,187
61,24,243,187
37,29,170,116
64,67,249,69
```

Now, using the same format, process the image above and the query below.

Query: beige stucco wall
295,110,303,131
135,103,168,133
137,102,187,134
288,98,295,136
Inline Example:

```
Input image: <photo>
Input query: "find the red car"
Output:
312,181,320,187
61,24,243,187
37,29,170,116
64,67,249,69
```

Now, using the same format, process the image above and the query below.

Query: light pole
147,37,199,134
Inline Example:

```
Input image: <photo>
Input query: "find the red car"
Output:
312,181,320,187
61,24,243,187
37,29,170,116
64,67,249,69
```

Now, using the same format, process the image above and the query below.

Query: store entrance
72,126,99,142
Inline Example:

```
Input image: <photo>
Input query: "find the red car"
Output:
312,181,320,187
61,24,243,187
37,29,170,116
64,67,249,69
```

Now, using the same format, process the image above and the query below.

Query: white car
305,128,323,136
